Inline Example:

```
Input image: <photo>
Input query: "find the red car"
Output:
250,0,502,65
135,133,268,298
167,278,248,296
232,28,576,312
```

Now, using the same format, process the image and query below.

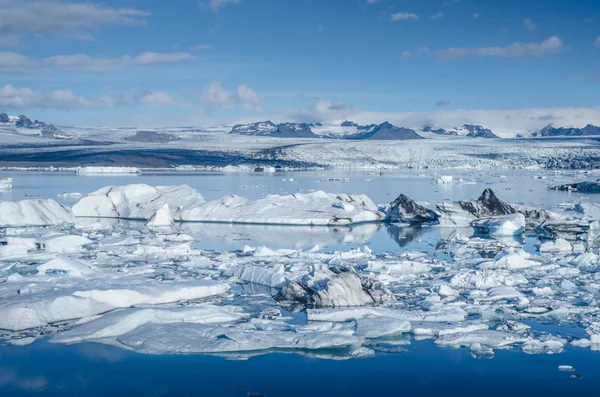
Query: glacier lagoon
2,169,600,396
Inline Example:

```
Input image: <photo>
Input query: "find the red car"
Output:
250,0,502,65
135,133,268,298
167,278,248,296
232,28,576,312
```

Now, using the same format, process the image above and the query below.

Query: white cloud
290,99,358,123
0,0,149,46
524,18,536,30
136,91,176,107
43,54,128,71
0,84,94,109
190,44,213,51
199,0,240,11
430,12,444,21
595,36,600,47
391,12,419,21
402,46,429,57
131,52,194,65
0,51,37,72
33,52,194,71
438,36,564,59
203,81,234,108
236,84,263,111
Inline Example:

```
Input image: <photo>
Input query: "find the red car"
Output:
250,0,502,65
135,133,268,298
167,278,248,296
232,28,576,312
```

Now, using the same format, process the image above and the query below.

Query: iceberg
276,264,394,308
178,191,384,226
0,199,74,227
470,213,526,236
75,166,141,174
146,203,174,227
0,177,12,189
386,194,439,224
73,184,205,220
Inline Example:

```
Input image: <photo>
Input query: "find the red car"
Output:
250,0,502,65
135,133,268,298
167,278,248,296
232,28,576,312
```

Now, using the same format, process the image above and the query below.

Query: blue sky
0,0,599,126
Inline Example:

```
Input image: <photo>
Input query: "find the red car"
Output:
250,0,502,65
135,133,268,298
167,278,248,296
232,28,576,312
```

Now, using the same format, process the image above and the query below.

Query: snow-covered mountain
0,113,64,139
422,124,498,138
338,121,423,140
229,121,319,138
535,124,600,137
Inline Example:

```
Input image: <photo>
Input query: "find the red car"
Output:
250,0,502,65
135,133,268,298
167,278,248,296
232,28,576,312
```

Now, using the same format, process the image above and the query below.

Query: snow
75,166,141,174
0,199,74,227
72,184,205,220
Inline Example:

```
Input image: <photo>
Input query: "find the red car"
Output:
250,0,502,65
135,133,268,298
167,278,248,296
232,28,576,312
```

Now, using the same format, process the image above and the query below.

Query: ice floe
0,199,74,227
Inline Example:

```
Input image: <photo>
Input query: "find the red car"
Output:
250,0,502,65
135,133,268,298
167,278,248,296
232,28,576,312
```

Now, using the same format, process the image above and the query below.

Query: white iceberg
0,199,74,227
73,184,205,220
146,203,174,227
178,191,384,226
75,166,141,174
0,177,12,189
471,214,525,236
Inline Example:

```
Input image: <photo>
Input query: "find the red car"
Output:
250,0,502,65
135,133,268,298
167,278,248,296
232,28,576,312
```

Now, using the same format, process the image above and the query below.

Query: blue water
0,340,596,396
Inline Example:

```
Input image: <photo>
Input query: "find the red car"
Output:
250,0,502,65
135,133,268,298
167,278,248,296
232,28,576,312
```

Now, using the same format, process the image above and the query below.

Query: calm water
0,339,597,397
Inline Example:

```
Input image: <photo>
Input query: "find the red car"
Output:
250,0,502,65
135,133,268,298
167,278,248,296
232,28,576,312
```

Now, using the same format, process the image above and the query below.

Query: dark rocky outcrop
388,194,439,223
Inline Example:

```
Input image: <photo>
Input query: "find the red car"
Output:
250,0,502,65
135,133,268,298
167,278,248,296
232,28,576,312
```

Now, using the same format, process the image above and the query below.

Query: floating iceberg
73,184,205,220
178,191,384,226
386,194,439,224
75,166,141,174
0,199,74,227
146,203,174,227
471,214,525,236
0,177,12,189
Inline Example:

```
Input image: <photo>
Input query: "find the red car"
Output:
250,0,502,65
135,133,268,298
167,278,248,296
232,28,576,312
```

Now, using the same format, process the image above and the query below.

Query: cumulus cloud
438,36,564,59
401,46,429,57
236,84,263,111
203,81,235,108
391,12,419,21
430,12,444,21
524,18,536,30
199,0,240,11
0,0,149,46
290,99,358,123
202,81,264,111
435,100,451,107
0,84,94,109
136,91,176,107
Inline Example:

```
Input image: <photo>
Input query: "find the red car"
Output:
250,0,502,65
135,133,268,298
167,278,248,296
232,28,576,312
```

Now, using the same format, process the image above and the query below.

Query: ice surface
73,184,205,220
75,166,141,174
178,191,384,226
2,171,600,360
146,203,174,227
0,177,12,189
471,214,525,236
0,199,74,226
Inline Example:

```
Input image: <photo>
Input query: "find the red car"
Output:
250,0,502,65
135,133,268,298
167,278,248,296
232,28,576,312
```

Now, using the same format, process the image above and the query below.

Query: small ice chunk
540,239,573,253
436,175,453,184
471,214,525,237
0,177,13,189
146,203,174,227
